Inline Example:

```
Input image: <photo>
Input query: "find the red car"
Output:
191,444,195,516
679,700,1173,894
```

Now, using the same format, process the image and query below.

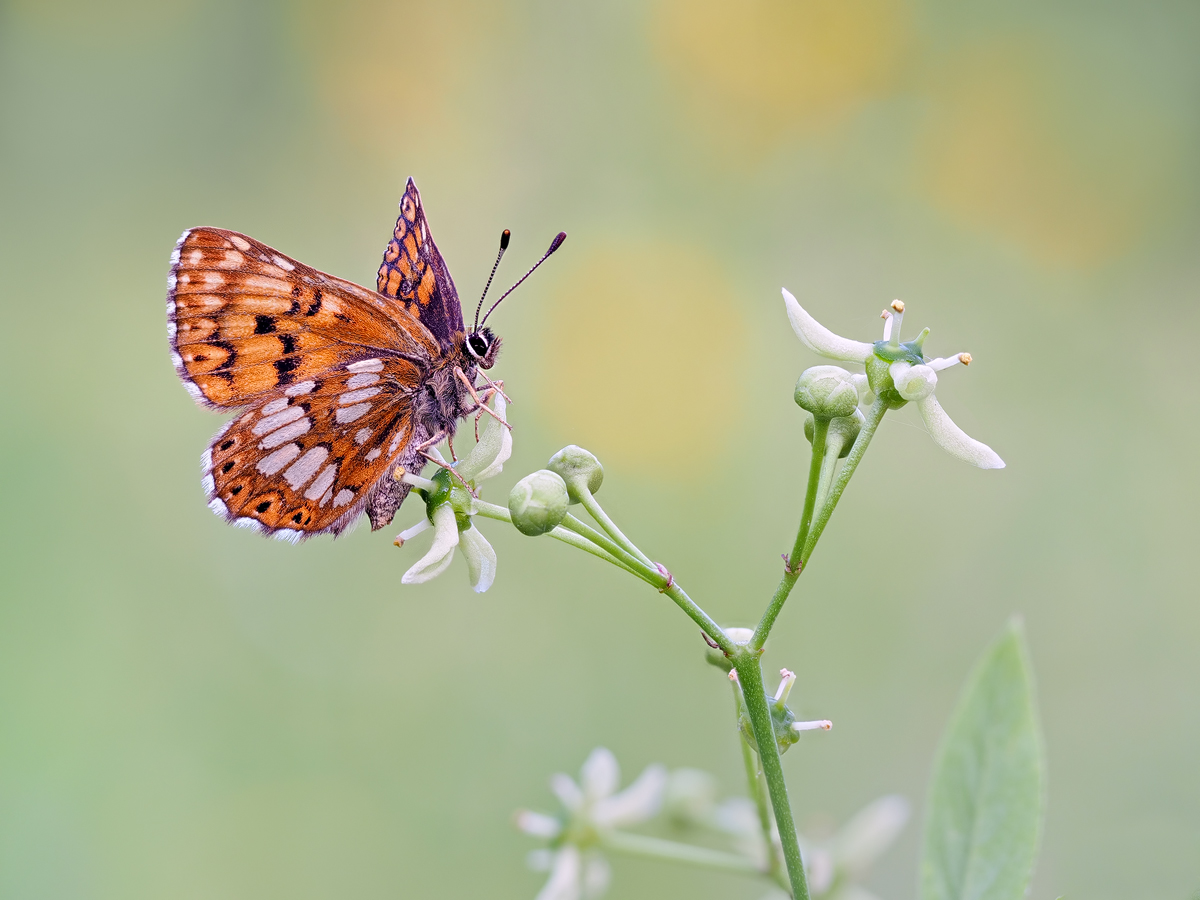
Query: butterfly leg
455,367,512,430
416,431,476,494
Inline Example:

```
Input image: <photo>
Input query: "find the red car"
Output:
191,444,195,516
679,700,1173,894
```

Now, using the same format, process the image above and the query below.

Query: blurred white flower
394,392,509,592
516,747,668,900
782,289,1004,469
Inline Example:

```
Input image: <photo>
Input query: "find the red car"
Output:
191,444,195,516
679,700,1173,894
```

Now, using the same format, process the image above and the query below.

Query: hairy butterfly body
167,178,502,542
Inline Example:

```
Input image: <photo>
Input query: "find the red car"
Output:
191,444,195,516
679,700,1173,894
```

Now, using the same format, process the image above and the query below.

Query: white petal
889,361,937,402
782,289,873,363
916,395,1005,469
550,773,584,812
515,810,564,839
400,505,459,583
831,794,910,871
580,747,620,802
460,525,497,592
592,764,668,828
536,847,582,900
804,845,836,895
582,854,611,899
457,392,511,482
527,849,556,872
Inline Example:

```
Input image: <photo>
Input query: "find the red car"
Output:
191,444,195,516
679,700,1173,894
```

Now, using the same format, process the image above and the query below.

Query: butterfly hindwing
202,356,426,540
376,177,465,353
169,227,441,410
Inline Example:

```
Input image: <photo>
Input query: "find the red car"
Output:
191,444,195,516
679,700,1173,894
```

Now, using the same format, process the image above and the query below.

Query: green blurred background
2,0,1197,897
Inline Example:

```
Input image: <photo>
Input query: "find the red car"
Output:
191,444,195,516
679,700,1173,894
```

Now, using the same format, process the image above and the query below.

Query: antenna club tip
548,232,567,254
500,229,511,250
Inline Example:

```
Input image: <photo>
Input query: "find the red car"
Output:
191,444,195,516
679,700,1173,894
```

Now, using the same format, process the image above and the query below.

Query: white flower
516,748,668,900
782,289,1004,469
799,794,910,899
394,392,509,592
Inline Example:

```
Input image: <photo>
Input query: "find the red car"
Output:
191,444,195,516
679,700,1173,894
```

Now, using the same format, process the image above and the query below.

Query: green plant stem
795,416,828,557
737,682,788,890
664,582,736,655
578,489,657,569
601,831,762,875
471,500,640,576
733,655,809,900
802,396,887,560
558,514,659,581
751,397,887,651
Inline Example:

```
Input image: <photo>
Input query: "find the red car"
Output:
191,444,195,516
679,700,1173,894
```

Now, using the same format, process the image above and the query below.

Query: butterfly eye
468,334,490,358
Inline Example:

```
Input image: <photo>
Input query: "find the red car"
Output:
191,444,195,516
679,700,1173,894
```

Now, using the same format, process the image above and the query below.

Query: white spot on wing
339,387,382,405
258,442,302,475
354,428,371,445
285,380,316,396
253,405,305,435
305,464,338,500
260,418,311,448
346,358,384,373
283,446,329,489
365,448,381,462
218,250,245,269
335,403,371,424
262,397,290,416
229,234,251,251
333,489,355,507
272,254,296,271
202,272,224,286
319,487,333,507
388,429,405,456
187,249,203,265
346,372,380,389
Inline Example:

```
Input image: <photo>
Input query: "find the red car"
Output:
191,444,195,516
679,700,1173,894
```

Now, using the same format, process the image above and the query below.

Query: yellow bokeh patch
652,0,910,159
537,240,747,477
915,39,1179,269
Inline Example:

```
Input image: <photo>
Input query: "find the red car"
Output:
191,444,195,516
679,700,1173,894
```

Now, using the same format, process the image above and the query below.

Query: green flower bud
508,469,570,536
794,366,860,419
804,410,864,459
547,445,604,504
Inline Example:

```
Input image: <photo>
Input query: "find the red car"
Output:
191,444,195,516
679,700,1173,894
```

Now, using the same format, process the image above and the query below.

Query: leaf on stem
920,620,1044,900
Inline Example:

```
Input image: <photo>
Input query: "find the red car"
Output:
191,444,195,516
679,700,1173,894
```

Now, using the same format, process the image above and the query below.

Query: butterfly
167,177,564,542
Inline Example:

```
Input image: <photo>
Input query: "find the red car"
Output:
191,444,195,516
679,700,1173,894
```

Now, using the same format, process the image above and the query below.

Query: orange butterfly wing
168,227,441,409
168,227,442,539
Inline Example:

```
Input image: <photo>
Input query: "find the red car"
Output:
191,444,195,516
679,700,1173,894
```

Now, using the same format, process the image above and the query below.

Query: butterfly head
465,327,502,369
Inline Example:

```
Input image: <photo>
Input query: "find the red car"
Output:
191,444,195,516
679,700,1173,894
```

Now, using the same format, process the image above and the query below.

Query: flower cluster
393,392,512,592
783,289,1004,469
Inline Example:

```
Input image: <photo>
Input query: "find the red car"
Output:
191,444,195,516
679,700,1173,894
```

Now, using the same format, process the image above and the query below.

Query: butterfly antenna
474,229,510,333
480,232,567,326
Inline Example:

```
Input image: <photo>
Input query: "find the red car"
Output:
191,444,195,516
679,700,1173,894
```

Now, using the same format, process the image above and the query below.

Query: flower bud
508,470,570,536
804,410,864,459
737,693,800,755
865,355,908,409
794,366,860,419
547,445,604,503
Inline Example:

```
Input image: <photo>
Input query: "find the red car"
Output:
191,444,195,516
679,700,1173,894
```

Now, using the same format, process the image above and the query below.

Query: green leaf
920,619,1045,900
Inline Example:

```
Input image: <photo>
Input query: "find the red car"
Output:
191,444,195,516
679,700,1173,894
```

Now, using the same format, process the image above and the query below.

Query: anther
959,352,972,366
891,299,905,313
774,669,797,704
728,670,739,683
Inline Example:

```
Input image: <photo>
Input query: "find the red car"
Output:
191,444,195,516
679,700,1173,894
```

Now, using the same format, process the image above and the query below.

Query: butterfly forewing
169,227,441,409
376,178,464,353
203,356,423,540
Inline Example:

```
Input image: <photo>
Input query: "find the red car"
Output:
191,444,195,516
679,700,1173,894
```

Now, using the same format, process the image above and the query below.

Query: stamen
774,668,796,704
887,300,904,346
394,465,437,492
792,719,832,732
728,670,739,683
928,352,970,372
394,517,431,547
880,310,893,343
